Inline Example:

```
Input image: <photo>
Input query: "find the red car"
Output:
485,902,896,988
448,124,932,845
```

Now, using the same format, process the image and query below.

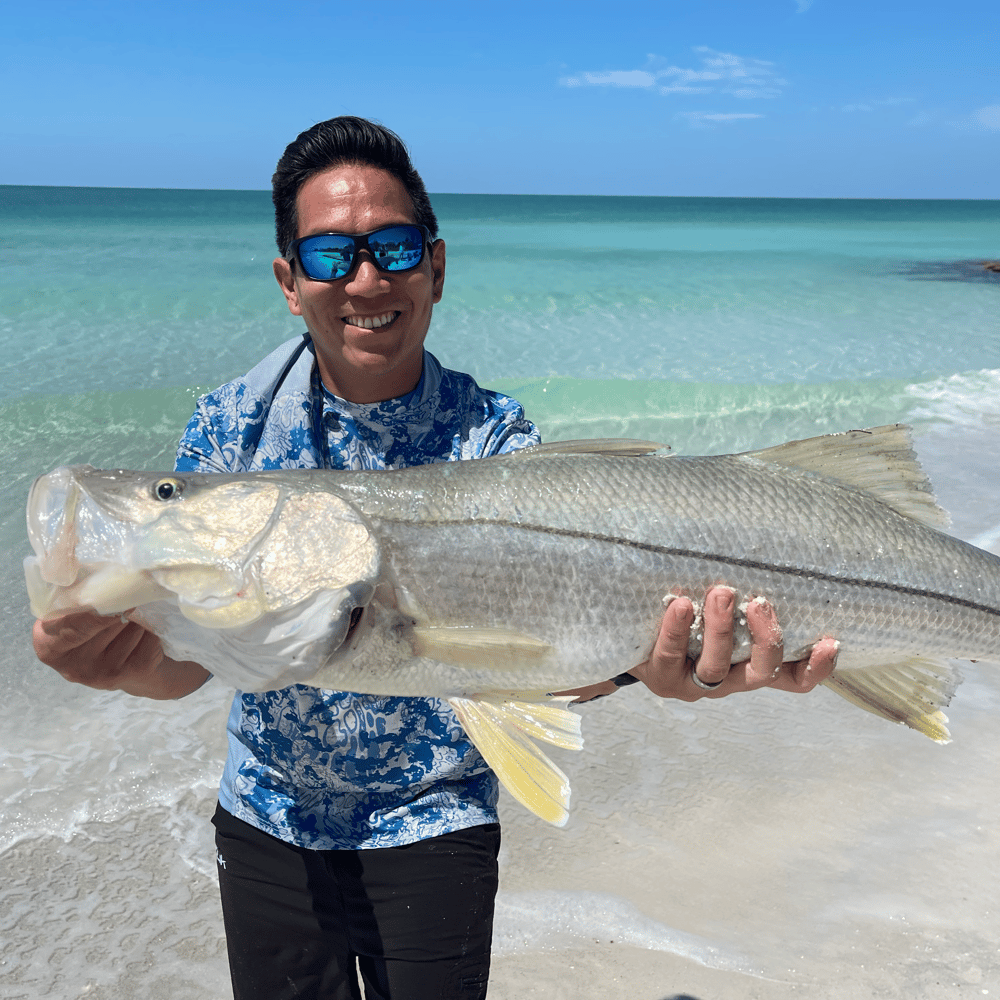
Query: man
34,116,837,999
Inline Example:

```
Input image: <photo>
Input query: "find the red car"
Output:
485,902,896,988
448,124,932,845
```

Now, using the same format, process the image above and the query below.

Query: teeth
345,312,397,329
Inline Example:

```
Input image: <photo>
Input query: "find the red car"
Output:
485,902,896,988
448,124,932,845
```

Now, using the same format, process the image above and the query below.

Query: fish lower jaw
25,560,173,618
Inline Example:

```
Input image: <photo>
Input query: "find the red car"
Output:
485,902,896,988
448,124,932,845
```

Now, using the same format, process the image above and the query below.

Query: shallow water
1,188,999,998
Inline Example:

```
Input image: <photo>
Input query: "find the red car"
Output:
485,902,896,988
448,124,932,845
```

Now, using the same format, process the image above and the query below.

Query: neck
316,350,424,404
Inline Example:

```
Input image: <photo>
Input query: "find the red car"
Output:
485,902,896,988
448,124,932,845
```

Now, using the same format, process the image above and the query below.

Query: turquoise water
3,187,998,401
2,185,998,561
2,186,999,997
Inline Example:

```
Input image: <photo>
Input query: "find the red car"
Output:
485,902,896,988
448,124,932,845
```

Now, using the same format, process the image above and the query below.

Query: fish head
25,466,382,644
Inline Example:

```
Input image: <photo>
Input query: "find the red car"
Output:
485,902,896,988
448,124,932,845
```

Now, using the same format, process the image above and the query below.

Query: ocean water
1,186,999,998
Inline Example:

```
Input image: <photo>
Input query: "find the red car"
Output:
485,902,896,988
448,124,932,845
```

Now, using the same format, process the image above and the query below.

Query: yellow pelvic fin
447,693,583,827
408,626,554,670
821,655,961,743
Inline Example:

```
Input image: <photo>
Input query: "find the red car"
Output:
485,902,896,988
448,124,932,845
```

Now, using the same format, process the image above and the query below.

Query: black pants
213,804,501,1000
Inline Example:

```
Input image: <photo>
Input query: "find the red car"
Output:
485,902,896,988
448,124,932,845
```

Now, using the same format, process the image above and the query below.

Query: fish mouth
26,466,86,587
26,465,145,579
25,465,175,619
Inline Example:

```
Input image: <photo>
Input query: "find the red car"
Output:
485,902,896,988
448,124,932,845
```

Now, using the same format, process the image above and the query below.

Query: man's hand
565,587,838,703
630,588,837,701
33,610,210,700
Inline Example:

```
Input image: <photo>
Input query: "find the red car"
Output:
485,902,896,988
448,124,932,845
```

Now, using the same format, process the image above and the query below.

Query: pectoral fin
821,655,960,743
409,626,554,669
448,693,583,827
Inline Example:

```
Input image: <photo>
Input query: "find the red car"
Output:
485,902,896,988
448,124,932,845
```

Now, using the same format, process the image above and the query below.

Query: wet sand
4,670,1000,999
487,677,1000,999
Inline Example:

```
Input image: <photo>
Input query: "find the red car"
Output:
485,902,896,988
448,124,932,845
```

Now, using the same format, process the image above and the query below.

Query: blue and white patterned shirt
175,334,540,849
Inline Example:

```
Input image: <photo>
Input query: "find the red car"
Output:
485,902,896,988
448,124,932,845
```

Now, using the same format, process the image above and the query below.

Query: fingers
34,609,125,655
767,636,839,693
742,597,785,687
694,588,737,687
32,610,163,690
628,596,697,698
633,588,740,700
633,589,839,702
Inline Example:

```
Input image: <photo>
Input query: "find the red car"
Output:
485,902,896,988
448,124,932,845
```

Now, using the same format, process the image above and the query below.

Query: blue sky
2,0,996,197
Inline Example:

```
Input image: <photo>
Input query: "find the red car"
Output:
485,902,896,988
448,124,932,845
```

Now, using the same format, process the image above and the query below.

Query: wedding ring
691,668,723,691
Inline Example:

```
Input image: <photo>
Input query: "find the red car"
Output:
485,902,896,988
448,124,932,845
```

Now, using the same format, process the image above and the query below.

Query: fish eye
152,477,184,501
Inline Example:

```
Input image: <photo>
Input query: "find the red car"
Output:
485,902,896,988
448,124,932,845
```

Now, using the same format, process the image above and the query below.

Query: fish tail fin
447,693,583,827
821,656,961,743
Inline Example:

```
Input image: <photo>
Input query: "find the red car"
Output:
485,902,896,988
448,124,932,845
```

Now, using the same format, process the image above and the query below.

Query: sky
1,0,997,198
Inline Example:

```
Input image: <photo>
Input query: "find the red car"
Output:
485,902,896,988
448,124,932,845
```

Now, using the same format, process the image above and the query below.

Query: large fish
24,425,1000,825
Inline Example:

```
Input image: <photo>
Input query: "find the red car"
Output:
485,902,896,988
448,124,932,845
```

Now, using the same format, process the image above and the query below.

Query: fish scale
24,425,1000,824
337,453,1000,658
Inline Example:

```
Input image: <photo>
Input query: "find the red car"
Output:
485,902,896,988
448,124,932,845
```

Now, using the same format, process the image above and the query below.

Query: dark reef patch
896,259,1000,283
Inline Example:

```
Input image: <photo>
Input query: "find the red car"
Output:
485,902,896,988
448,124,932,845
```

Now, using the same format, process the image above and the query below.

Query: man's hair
272,116,439,257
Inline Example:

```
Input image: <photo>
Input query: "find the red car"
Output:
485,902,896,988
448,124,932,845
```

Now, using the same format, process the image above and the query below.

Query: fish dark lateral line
401,516,1000,621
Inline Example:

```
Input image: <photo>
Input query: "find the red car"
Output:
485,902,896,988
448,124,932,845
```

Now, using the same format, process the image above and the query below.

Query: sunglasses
288,224,431,282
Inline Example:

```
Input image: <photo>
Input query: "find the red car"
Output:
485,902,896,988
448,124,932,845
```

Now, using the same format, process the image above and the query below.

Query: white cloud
677,111,766,129
966,104,1000,131
560,70,656,88
842,97,915,113
559,48,787,100
795,0,814,11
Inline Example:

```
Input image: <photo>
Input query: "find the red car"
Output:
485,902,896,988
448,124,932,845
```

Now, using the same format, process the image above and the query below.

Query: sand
3,674,1000,999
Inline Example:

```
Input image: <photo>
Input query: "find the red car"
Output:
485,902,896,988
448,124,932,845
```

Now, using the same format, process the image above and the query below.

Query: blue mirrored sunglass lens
298,234,356,280
295,226,426,280
368,226,425,272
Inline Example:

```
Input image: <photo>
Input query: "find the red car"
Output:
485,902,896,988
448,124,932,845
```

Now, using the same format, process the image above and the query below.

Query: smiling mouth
343,311,400,330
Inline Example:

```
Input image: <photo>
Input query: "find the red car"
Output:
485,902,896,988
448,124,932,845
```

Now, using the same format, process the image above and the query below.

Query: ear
273,256,302,316
430,240,446,304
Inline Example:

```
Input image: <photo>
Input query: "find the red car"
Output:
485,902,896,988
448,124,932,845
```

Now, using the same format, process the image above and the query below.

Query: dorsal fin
744,424,949,529
515,438,670,458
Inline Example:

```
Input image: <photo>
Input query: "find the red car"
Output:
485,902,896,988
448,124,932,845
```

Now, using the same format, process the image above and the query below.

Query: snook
25,425,1000,825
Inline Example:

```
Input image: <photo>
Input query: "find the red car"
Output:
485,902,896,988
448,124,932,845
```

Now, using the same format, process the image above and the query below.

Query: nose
344,252,390,297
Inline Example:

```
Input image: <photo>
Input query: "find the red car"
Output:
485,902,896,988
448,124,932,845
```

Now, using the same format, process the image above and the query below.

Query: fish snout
26,466,89,587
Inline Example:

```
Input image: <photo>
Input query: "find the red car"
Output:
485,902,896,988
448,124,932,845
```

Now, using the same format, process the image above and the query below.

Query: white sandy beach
5,667,1000,999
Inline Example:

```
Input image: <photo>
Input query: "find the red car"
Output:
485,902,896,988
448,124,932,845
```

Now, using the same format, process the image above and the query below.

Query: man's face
273,164,446,403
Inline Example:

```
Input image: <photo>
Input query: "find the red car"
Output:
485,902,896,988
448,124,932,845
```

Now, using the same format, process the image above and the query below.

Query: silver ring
691,669,724,691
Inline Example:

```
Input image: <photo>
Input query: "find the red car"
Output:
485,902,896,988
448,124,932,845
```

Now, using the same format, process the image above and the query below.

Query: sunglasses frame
287,224,433,282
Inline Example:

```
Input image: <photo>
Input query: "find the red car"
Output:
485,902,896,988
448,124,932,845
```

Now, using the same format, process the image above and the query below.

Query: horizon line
1,182,996,203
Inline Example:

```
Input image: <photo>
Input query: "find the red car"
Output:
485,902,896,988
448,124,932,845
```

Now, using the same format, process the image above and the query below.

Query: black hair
272,116,439,257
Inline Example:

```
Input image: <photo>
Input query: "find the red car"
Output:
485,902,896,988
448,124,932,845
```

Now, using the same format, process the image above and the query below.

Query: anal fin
821,655,961,743
448,693,583,826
